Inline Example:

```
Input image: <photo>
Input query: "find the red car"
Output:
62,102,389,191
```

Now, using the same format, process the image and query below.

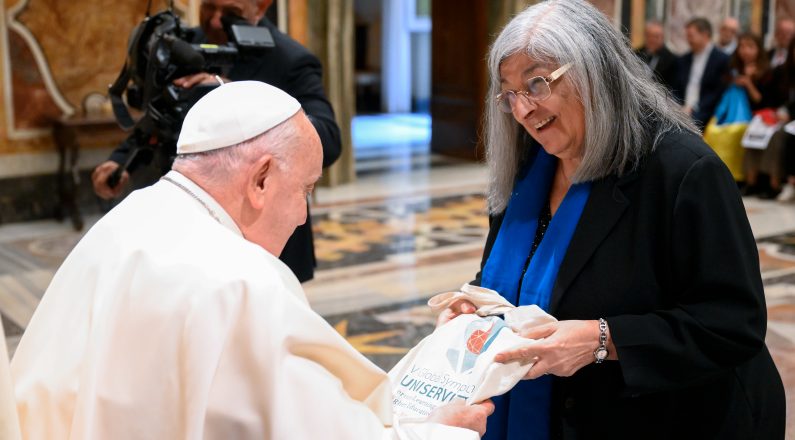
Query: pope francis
10,81,492,439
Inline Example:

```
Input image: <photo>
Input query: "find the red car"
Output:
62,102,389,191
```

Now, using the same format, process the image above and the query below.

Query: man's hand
91,161,129,200
426,399,494,437
436,299,477,327
776,108,790,123
173,73,229,89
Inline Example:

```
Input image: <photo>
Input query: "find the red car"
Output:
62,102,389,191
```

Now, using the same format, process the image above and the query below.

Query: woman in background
732,32,783,197
773,36,795,202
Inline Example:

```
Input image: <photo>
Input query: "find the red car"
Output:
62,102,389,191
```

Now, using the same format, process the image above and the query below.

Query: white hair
484,0,698,214
172,114,299,187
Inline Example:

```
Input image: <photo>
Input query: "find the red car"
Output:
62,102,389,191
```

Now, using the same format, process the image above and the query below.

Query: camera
107,6,274,187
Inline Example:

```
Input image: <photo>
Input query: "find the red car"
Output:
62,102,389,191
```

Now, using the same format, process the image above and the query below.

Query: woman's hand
494,320,613,379
436,299,476,327
733,75,751,88
733,75,762,102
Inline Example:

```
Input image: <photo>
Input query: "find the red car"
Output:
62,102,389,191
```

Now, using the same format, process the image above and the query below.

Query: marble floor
2,113,795,436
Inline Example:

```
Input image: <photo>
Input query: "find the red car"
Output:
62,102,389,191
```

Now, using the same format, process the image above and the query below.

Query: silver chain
598,318,607,346
161,176,222,224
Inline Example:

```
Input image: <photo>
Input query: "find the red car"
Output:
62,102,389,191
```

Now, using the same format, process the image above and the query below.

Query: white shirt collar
718,39,737,55
694,42,713,58
162,170,243,237
685,43,713,109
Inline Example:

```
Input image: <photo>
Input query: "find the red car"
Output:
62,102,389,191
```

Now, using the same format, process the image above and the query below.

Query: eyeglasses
495,63,573,113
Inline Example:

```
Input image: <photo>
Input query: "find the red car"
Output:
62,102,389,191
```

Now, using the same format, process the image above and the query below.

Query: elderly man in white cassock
10,81,493,439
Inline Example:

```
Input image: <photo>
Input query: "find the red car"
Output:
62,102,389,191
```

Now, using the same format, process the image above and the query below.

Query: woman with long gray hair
439,1,785,438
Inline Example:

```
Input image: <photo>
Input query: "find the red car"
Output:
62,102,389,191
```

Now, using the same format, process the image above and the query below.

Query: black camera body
107,8,274,186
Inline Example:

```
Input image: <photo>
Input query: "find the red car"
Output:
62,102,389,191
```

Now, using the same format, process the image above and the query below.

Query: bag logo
446,317,506,373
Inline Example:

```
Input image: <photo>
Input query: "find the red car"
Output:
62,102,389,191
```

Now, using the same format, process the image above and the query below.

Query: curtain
304,0,356,186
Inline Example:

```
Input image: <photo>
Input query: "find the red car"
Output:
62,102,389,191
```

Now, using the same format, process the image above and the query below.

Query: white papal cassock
11,171,476,440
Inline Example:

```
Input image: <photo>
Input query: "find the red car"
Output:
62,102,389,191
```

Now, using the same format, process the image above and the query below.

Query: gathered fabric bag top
388,284,556,420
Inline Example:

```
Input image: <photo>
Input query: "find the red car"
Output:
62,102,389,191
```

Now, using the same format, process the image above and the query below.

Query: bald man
770,17,795,67
717,17,739,55
12,82,492,439
634,20,677,91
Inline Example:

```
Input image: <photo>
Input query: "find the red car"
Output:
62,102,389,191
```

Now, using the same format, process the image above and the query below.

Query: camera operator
92,0,342,282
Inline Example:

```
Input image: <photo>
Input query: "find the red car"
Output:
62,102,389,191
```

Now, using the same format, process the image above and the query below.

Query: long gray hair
485,0,697,214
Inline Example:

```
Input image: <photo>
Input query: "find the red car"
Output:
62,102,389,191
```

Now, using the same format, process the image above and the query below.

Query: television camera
107,2,274,187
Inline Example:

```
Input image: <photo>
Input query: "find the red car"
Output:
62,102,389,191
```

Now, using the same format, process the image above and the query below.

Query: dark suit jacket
634,45,677,92
768,47,788,67
110,18,341,282
673,47,731,130
474,130,785,439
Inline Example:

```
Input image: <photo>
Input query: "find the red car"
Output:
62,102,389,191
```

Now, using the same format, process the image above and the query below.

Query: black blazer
474,130,785,439
673,47,731,129
768,47,788,67
634,45,677,92
110,18,341,282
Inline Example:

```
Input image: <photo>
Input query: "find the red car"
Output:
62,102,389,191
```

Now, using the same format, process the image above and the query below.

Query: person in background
92,0,340,283
732,32,783,198
12,81,493,439
730,33,774,111
673,17,731,130
441,0,786,438
717,17,740,55
634,20,677,92
771,36,795,202
765,19,795,202
769,17,795,67
777,137,795,201
777,140,795,201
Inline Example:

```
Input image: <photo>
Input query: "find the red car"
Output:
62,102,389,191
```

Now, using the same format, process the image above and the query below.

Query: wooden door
431,0,489,161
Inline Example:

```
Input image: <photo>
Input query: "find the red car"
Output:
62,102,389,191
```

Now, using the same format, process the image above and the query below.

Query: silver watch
594,318,609,363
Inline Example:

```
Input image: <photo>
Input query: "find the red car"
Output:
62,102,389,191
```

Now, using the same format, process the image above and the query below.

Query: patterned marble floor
2,160,795,436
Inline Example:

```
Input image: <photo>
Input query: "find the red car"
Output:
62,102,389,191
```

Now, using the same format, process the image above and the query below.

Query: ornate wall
0,0,191,178
490,0,622,31
0,0,779,222
666,0,728,54
777,0,795,19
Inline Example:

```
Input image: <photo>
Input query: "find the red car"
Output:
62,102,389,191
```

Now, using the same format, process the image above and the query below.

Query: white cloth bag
388,284,556,419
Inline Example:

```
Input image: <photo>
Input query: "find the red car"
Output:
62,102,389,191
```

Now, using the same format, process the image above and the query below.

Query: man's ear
246,154,275,209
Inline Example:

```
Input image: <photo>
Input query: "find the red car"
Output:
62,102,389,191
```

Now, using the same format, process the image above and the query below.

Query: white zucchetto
176,80,301,154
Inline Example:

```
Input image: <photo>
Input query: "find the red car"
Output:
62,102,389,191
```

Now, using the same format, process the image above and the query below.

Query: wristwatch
594,318,609,363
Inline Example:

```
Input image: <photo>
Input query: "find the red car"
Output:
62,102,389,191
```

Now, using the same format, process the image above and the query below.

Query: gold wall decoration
666,0,727,54
590,0,619,23
490,0,622,37
1,0,188,152
776,0,795,20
